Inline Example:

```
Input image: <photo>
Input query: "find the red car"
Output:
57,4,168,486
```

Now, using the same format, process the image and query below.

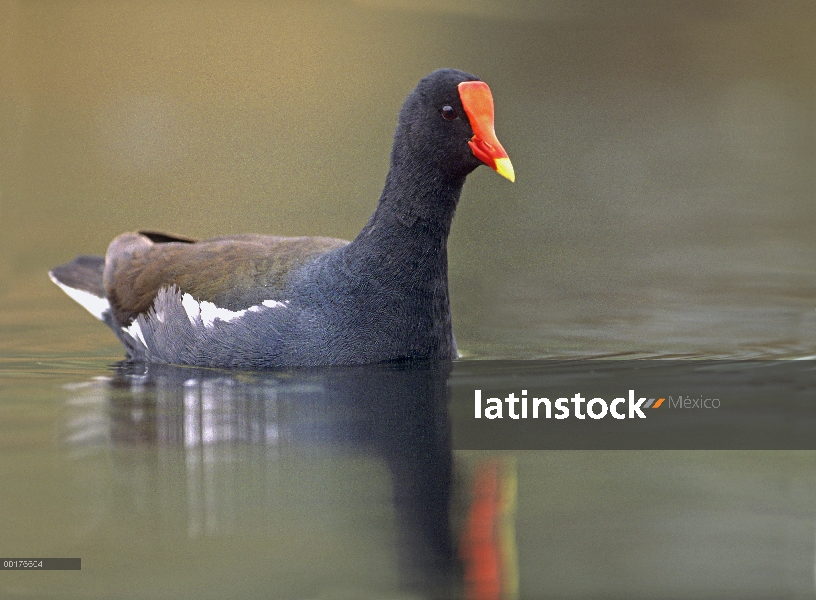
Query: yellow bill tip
495,157,515,182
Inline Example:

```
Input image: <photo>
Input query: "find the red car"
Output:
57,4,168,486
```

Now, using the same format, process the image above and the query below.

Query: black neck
308,146,467,360
345,164,465,280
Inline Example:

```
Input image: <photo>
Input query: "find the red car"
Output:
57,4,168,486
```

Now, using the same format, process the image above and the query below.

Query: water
3,352,816,598
2,2,815,598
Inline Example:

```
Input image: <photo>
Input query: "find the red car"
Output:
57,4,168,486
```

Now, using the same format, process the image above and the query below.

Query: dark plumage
50,68,514,368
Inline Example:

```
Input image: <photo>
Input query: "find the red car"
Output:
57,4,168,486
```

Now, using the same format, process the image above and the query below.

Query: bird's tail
49,255,113,327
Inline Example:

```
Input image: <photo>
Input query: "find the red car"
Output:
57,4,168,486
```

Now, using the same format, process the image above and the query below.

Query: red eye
441,105,458,120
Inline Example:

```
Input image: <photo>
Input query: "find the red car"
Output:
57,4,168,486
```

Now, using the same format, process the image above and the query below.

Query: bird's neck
318,160,465,360
347,165,465,277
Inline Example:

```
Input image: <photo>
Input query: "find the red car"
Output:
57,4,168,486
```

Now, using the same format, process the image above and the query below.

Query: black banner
0,558,81,570
449,360,816,450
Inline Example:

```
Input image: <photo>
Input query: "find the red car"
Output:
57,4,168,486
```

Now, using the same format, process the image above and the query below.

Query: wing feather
103,231,348,325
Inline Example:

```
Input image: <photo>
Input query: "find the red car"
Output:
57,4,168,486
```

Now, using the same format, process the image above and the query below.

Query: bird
50,68,514,368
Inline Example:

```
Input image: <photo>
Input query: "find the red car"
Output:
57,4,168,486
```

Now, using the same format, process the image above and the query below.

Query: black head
393,69,514,183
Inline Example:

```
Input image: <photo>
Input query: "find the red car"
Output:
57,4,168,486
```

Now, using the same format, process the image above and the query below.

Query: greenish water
2,2,815,598
3,350,816,599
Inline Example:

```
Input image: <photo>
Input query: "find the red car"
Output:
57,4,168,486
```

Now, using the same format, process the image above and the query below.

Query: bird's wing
103,231,348,325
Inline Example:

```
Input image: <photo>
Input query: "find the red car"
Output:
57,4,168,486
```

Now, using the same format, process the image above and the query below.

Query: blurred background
1,0,814,359
2,4,816,599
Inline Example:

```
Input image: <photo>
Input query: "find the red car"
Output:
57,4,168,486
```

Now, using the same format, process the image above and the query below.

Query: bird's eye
441,105,458,121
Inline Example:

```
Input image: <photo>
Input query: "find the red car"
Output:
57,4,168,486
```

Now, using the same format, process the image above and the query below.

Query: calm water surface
2,2,815,598
2,294,816,598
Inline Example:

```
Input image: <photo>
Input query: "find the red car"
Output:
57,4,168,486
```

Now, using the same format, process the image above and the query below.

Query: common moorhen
50,68,514,367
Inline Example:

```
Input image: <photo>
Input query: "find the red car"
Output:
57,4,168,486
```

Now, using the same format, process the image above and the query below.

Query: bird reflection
61,360,520,598
65,360,461,597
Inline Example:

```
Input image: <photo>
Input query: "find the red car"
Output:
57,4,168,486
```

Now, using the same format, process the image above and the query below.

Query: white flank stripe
125,320,147,346
179,293,289,329
199,300,248,328
49,273,110,321
181,293,201,324
262,299,287,308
